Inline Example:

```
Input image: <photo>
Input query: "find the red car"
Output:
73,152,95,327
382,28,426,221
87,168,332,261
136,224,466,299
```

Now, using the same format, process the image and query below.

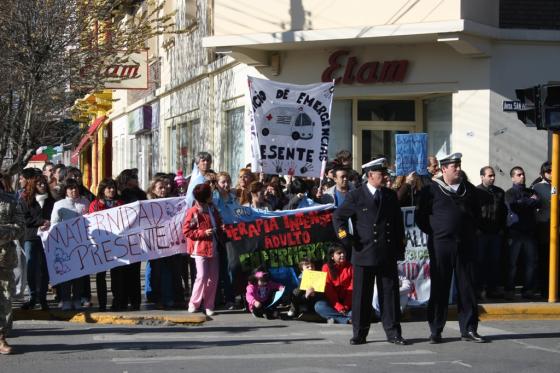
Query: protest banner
40,197,189,285
399,206,430,306
299,270,327,292
247,76,335,178
222,204,337,272
395,133,428,176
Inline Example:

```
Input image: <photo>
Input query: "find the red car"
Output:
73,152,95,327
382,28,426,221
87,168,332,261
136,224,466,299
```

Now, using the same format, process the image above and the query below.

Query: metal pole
549,132,559,302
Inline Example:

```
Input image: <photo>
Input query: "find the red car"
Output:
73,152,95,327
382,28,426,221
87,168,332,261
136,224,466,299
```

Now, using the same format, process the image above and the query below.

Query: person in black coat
20,175,55,310
333,157,407,346
415,153,486,344
475,166,507,299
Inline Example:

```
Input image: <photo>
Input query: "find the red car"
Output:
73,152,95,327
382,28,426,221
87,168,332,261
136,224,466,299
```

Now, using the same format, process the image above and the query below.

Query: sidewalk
13,300,560,326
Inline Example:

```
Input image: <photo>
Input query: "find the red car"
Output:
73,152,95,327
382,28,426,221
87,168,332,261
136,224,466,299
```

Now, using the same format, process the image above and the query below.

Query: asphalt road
4,314,560,373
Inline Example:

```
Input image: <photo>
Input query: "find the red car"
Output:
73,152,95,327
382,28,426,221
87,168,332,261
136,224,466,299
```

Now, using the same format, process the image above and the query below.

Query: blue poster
395,133,428,176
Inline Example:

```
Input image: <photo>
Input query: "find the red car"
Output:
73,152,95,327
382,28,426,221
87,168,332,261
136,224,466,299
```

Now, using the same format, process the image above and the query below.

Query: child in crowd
288,258,324,320
245,270,284,319
314,245,353,324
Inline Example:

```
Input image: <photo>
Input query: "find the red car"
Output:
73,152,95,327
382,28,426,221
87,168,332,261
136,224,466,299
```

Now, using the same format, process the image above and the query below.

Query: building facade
98,0,560,190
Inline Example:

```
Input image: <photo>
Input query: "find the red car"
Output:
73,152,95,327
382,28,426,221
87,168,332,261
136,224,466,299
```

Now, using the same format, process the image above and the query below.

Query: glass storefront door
353,99,422,169
361,129,410,167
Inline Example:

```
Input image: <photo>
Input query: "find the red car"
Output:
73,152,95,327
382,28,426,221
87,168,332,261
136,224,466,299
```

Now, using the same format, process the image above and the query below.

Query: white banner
399,206,430,306
247,76,334,178
40,197,188,285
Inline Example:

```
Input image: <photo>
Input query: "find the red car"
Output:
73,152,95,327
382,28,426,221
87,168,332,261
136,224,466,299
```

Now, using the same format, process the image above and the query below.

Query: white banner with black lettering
399,206,430,306
40,197,188,285
247,76,334,178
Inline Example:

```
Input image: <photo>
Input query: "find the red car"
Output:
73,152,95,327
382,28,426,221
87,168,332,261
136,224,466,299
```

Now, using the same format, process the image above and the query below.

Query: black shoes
349,336,367,345
461,331,487,343
387,336,408,345
429,333,443,344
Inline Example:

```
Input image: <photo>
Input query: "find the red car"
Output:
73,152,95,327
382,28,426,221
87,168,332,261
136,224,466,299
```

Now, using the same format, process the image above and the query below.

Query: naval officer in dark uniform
333,157,407,346
415,153,486,343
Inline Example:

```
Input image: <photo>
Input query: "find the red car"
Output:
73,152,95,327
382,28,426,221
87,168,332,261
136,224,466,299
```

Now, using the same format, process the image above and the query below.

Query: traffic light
543,85,560,130
515,86,544,129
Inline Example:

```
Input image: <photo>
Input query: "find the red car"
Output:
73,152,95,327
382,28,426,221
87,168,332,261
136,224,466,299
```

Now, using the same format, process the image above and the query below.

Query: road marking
391,360,472,368
447,323,560,355
94,333,323,341
112,350,435,364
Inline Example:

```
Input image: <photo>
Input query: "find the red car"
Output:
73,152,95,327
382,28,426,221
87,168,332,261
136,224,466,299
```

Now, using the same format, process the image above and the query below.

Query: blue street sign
503,100,529,112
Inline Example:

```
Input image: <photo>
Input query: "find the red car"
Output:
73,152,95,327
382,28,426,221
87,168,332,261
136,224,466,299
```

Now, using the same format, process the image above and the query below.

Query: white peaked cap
438,152,462,165
361,157,388,172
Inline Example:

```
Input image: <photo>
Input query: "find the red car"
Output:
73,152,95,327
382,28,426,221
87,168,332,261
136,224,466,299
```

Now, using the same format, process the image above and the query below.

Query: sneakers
224,302,236,310
0,336,13,355
205,309,215,316
187,304,196,313
287,309,296,318
327,318,335,325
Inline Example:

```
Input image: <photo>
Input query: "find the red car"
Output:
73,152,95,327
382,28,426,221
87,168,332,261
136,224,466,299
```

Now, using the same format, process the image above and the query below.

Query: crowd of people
0,148,554,353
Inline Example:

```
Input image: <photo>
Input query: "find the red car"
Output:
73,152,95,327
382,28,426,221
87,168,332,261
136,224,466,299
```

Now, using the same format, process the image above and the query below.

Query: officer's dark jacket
415,179,481,245
333,185,405,266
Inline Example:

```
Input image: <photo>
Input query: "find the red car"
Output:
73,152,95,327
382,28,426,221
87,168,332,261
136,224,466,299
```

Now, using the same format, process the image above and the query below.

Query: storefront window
361,129,409,167
178,119,201,173
424,95,452,157
358,100,415,121
329,100,352,158
226,107,245,177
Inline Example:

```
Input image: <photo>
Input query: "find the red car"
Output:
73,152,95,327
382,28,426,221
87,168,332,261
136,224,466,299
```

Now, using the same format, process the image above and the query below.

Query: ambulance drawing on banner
260,106,314,140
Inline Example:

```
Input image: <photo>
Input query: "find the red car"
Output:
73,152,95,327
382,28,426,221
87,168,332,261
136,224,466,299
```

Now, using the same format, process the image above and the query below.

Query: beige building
110,0,560,189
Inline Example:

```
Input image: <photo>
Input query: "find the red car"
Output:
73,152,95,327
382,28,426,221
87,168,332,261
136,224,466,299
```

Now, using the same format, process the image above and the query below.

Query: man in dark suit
333,157,407,346
415,153,486,344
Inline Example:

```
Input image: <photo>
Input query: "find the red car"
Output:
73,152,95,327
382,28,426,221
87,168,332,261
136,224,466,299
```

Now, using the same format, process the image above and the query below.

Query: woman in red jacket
182,183,226,316
314,245,353,324
89,178,123,311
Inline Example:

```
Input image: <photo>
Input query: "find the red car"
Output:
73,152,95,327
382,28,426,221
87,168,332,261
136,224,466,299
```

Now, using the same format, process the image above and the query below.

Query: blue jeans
314,300,351,324
24,240,48,304
476,233,503,292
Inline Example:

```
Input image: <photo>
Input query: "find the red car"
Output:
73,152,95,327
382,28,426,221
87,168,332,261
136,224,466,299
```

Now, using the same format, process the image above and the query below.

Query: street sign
503,100,528,112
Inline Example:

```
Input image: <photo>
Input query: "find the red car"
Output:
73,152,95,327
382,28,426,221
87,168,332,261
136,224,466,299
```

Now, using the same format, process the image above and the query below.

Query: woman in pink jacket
182,183,226,316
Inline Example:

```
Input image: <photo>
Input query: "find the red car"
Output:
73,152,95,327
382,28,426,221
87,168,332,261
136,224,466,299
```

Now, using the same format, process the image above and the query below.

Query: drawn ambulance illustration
261,106,314,140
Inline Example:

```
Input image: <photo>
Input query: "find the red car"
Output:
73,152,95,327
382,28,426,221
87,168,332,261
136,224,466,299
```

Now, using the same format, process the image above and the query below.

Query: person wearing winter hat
175,170,188,196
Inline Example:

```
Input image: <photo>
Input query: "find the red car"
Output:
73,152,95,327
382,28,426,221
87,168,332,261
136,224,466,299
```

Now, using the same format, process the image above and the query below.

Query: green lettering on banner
238,243,330,271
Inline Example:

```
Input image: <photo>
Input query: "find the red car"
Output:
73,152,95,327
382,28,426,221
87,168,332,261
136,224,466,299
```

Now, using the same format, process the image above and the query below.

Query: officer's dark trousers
428,239,478,335
352,263,401,340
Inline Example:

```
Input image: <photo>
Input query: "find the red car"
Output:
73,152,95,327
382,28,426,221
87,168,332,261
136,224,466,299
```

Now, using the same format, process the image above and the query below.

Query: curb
479,303,560,320
14,309,208,326
404,302,560,322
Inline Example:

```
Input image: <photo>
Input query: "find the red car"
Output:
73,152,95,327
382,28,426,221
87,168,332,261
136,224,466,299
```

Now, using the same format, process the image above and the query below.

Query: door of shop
352,99,422,169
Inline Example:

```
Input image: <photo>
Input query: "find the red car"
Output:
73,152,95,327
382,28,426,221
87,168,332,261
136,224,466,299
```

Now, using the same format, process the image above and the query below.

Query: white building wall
489,42,558,189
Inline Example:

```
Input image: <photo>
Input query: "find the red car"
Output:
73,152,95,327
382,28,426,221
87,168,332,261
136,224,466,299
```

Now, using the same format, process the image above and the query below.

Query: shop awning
70,115,107,164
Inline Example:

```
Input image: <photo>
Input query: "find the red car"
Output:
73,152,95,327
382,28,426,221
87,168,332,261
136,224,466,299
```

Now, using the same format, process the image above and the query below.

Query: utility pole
549,133,559,302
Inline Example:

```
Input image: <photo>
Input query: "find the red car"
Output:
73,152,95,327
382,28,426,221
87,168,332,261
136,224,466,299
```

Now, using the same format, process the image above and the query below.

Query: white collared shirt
366,182,379,198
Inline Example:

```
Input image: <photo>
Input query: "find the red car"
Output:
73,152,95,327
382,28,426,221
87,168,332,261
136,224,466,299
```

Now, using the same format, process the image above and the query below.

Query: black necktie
373,190,381,206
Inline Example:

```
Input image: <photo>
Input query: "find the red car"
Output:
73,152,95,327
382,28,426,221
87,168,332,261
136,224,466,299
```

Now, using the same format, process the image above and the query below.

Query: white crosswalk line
112,350,435,364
